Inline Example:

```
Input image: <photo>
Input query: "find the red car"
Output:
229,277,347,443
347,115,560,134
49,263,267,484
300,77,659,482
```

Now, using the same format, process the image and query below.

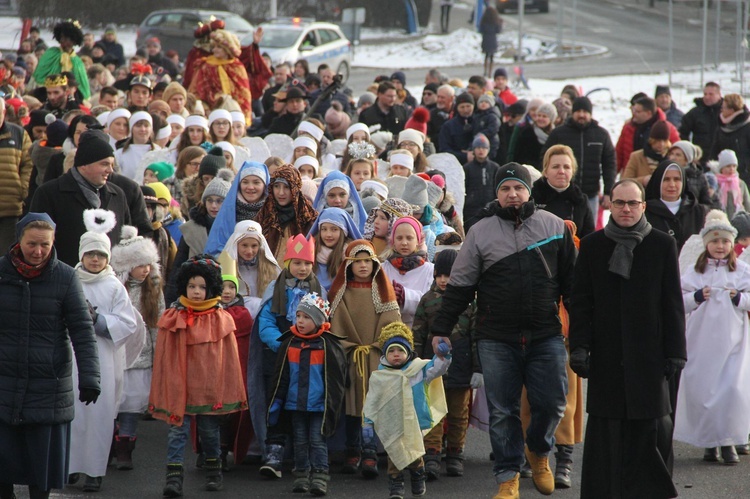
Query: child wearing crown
267,293,347,496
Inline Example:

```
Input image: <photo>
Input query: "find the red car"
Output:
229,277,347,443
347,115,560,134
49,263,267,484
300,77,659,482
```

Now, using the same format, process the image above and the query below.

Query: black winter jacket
542,118,616,198
0,251,100,425
512,124,547,171
439,114,473,164
711,108,750,184
463,157,500,232
472,108,501,158
433,200,576,344
358,102,408,135
679,97,722,162
532,178,595,239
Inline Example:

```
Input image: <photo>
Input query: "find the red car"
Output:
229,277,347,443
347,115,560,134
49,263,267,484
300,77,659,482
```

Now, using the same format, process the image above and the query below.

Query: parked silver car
246,19,353,83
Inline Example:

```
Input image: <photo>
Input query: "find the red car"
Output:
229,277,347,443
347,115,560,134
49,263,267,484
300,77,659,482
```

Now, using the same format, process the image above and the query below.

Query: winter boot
493,473,520,499
341,448,361,474
162,464,184,498
82,475,102,492
525,447,554,495
704,447,720,462
554,460,572,489
721,445,739,465
736,443,750,455
388,473,406,499
360,448,379,478
423,448,441,481
445,448,465,477
309,470,330,496
259,444,284,479
292,470,310,493
409,467,427,497
204,457,224,491
115,436,135,470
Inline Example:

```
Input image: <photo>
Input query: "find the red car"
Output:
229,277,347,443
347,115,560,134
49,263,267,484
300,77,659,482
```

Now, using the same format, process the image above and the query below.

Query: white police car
246,18,353,83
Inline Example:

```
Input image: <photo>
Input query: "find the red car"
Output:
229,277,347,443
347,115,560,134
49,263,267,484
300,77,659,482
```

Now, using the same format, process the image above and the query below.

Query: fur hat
111,225,161,280
176,254,223,299
285,234,315,263
296,292,331,328
78,209,116,261
701,209,737,245
378,321,414,355
202,168,234,202
370,130,393,151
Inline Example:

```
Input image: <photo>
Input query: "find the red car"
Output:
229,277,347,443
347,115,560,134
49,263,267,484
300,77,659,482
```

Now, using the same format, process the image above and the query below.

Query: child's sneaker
409,467,427,497
292,470,310,493
204,457,224,491
424,448,441,481
341,449,360,474
388,473,405,499
360,449,379,479
309,470,330,496
259,444,284,479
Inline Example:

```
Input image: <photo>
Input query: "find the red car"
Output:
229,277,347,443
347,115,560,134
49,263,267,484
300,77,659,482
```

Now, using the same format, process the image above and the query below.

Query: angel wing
427,153,466,218
239,136,271,163
679,234,705,275
234,144,252,168
263,133,294,163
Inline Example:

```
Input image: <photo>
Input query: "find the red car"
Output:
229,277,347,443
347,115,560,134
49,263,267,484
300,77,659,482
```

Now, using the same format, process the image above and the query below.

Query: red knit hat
404,107,430,135
285,234,315,263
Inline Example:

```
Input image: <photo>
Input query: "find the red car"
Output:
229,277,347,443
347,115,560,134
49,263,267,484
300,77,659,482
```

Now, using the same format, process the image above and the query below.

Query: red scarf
9,243,51,279
387,251,427,275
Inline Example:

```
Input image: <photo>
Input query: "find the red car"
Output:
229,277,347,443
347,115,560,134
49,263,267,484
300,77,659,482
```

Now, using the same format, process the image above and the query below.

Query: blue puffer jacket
0,251,100,425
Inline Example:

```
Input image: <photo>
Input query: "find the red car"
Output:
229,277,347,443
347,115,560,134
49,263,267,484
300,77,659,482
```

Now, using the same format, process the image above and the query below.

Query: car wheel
336,61,350,85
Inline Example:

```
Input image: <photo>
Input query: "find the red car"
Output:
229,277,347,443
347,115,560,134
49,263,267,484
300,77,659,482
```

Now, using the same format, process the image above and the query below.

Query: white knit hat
202,168,235,202
184,114,209,131
397,129,425,152
208,109,232,125
78,209,117,261
129,111,152,130
701,209,737,245
718,149,739,171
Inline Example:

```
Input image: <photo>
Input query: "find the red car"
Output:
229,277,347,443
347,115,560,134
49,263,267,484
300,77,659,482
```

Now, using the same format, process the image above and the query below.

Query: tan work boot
493,472,520,499
525,448,554,495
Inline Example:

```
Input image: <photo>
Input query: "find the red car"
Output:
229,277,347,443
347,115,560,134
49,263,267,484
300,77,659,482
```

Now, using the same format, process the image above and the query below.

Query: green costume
33,47,90,100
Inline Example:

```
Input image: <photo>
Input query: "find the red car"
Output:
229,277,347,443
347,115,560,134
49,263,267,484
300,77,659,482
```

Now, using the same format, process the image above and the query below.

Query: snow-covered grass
353,27,605,69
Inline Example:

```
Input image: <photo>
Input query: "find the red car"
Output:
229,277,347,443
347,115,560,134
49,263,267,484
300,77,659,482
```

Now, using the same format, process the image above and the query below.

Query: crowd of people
1,14,750,499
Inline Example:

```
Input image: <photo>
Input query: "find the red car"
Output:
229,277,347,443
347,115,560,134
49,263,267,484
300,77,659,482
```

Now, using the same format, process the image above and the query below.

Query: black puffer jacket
679,97,722,162
542,117,616,198
711,108,750,184
0,251,100,425
532,177,595,238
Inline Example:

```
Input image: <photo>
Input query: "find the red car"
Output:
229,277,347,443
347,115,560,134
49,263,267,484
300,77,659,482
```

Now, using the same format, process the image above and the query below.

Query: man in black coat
679,81,723,165
569,178,686,499
267,86,307,136
144,37,178,79
358,81,408,135
30,130,131,266
542,97,616,216
427,84,454,145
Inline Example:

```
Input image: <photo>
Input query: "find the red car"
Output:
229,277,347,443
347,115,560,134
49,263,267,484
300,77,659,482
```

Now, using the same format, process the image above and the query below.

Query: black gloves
79,387,100,405
664,358,686,380
694,289,706,304
569,348,590,378
732,292,742,307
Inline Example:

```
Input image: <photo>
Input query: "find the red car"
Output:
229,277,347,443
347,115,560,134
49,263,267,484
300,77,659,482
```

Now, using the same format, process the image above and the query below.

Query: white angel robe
70,273,144,478
674,259,750,448
382,260,435,327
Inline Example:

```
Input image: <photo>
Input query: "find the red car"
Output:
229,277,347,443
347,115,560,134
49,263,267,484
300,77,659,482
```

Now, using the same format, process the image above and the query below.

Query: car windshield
259,28,302,48
219,14,253,32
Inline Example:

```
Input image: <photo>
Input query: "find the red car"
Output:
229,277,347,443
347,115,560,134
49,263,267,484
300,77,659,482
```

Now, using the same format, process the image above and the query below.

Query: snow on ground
353,28,605,69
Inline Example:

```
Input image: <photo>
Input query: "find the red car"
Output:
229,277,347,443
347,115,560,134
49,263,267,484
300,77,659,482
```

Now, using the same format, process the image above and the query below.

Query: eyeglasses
213,120,230,127
611,200,644,209
187,160,202,167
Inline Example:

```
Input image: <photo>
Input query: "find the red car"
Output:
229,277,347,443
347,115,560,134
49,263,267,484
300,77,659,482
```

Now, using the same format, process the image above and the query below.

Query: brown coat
330,284,401,416
0,121,33,218
622,149,659,186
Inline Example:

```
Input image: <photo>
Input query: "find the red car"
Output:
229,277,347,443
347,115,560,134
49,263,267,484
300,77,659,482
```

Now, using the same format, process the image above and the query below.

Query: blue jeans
166,415,221,464
292,411,328,472
478,336,568,483
118,412,140,437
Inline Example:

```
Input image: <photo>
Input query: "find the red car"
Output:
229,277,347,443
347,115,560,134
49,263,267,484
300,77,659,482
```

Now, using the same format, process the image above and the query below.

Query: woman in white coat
68,210,144,491
675,210,750,465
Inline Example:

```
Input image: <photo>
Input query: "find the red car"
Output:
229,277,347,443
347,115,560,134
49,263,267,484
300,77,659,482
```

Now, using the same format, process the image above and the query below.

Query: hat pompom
44,113,56,125
120,225,138,241
215,167,235,183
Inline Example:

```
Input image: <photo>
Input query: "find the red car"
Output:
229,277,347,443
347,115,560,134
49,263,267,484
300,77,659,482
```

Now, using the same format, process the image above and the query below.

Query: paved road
348,0,741,90
12,404,750,498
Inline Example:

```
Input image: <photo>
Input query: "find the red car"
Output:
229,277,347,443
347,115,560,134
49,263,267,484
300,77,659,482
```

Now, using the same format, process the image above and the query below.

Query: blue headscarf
204,161,270,256
307,207,363,240
312,171,367,234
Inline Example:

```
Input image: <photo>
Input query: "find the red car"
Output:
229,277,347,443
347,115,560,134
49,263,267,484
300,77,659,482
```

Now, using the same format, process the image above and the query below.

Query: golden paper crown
44,74,68,88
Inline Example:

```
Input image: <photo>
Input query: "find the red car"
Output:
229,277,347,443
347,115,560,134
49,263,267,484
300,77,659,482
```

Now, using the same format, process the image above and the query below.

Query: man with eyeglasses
432,163,576,498
420,83,438,110
569,178,686,499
